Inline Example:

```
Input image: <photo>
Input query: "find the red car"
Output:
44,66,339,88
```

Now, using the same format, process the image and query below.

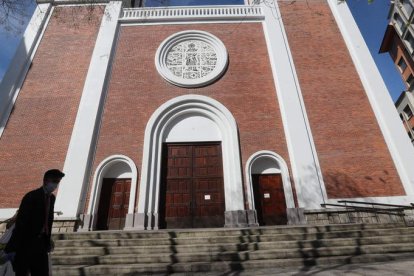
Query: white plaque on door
264,193,270,198
204,195,211,200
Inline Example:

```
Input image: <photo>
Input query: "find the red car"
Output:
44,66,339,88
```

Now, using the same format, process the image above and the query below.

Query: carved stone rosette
155,30,228,88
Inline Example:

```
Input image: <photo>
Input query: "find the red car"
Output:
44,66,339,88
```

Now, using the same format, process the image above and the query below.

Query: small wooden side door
96,178,131,230
253,174,287,225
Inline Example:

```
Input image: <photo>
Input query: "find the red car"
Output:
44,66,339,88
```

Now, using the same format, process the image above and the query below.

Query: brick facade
0,7,102,208
2,1,409,223
279,0,405,198
85,23,292,212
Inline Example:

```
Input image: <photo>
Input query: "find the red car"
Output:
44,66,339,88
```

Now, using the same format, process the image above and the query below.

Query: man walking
5,169,65,276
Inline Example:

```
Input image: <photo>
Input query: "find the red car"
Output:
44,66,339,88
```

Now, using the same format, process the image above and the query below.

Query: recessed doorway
96,178,131,230
252,174,287,225
159,142,225,229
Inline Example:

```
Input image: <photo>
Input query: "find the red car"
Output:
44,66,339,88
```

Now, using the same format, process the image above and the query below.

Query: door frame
245,151,295,212
81,155,138,231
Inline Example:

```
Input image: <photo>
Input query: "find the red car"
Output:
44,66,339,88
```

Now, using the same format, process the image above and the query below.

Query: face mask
44,182,59,194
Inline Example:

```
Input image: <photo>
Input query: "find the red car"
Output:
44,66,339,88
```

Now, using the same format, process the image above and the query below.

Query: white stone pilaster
261,1,327,209
327,0,414,204
54,1,123,219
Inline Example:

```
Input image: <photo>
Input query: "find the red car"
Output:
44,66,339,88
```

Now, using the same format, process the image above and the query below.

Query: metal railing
321,200,414,225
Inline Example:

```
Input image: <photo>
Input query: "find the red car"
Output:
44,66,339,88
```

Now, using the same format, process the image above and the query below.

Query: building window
400,113,404,121
402,0,414,18
143,0,245,7
390,38,399,59
404,105,413,118
398,57,408,72
405,31,414,51
407,74,414,88
394,12,405,33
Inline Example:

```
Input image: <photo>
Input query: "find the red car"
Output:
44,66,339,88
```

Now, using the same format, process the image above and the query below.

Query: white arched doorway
245,151,295,226
80,155,138,231
135,95,246,229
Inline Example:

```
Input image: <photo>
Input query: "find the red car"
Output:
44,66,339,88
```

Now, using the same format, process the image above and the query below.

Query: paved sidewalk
171,259,414,275
253,259,414,275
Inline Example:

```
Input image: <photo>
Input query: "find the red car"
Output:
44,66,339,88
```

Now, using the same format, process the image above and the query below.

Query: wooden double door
159,142,225,229
253,174,287,225
96,178,131,230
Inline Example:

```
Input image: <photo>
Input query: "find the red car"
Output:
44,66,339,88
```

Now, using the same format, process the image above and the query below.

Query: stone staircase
51,223,414,275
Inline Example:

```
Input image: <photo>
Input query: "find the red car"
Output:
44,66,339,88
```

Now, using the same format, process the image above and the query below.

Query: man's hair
43,169,65,182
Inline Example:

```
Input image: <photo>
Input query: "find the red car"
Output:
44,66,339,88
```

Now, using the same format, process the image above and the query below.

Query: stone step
51,234,414,256
52,252,414,275
52,223,405,241
51,242,414,265
53,227,414,248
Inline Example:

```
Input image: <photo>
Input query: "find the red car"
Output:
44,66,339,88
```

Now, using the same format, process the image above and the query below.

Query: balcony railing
120,6,264,23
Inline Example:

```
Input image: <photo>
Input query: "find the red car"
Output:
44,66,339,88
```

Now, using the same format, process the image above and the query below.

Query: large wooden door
96,178,131,230
253,174,287,226
160,142,225,229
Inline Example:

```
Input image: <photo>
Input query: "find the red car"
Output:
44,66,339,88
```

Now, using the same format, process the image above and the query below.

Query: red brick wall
87,23,292,211
279,0,405,197
0,7,102,208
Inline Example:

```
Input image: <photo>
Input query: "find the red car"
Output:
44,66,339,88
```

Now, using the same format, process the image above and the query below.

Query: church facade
1,0,414,232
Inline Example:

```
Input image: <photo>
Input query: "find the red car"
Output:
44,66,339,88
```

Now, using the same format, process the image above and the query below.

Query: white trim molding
260,1,327,209
328,0,414,202
245,150,295,212
55,1,123,219
79,155,138,231
0,3,52,138
136,94,245,229
155,30,228,88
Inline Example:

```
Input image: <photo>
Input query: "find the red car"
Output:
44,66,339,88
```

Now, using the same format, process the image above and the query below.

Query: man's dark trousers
13,234,49,276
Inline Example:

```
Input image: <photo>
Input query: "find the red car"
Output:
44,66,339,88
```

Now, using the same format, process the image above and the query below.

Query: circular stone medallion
155,31,228,88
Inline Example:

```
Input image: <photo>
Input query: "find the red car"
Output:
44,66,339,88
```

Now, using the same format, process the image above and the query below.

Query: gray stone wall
403,209,414,226
52,219,78,233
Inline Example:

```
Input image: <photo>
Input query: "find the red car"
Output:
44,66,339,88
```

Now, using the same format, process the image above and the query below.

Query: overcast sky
0,1,406,102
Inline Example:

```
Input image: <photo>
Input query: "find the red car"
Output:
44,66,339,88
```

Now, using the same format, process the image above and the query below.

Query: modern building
380,0,414,145
1,0,414,232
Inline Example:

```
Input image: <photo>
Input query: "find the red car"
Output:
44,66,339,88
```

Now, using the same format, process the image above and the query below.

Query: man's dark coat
5,187,55,263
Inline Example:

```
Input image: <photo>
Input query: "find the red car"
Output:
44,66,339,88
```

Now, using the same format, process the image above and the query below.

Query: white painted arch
87,155,138,230
137,94,244,229
245,150,295,211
